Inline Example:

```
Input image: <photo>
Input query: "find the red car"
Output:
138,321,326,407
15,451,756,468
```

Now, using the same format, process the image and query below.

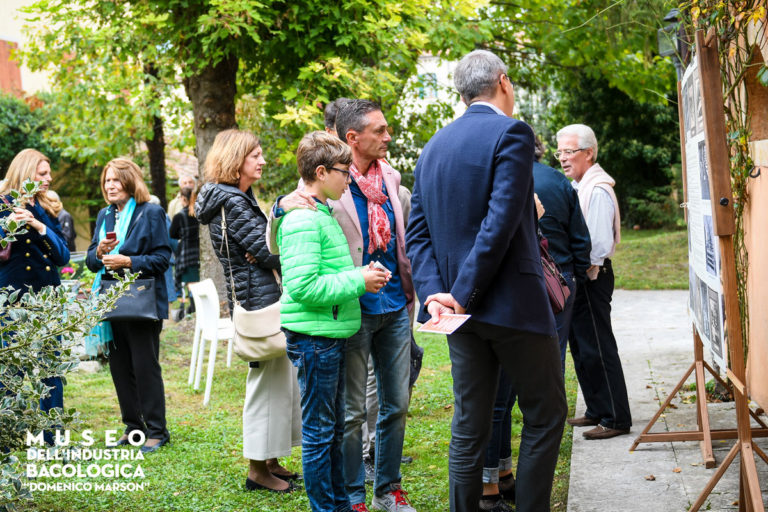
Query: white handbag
221,207,286,362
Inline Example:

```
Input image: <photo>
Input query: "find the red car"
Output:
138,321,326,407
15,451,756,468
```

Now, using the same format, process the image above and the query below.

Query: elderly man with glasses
555,123,632,441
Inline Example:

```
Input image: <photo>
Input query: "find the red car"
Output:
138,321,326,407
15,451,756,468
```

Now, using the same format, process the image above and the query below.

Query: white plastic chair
187,279,234,405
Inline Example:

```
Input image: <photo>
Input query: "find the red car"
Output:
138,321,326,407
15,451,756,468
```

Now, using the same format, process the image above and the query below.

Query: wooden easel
630,330,768,468
631,29,768,512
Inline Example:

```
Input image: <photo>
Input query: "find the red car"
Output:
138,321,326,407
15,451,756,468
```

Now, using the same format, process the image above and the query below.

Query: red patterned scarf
349,160,391,253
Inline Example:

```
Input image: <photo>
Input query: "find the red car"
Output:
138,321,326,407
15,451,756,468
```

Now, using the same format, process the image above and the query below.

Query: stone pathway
567,289,768,511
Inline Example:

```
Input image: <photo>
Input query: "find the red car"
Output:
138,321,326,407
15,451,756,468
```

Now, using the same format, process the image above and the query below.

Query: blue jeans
556,272,577,374
284,329,351,512
342,307,410,503
482,273,575,483
483,369,515,484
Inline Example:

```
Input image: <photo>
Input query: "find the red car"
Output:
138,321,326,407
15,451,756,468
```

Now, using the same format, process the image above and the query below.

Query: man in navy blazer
406,50,567,512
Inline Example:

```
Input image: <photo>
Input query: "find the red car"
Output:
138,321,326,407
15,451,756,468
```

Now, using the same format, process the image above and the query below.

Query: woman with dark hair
0,149,70,443
169,187,199,316
86,157,172,453
195,129,301,493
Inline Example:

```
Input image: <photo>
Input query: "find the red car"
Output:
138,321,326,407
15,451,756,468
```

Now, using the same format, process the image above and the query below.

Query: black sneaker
479,494,513,512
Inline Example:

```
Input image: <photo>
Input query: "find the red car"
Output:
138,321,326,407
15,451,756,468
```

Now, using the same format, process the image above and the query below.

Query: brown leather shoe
582,425,630,440
566,415,600,427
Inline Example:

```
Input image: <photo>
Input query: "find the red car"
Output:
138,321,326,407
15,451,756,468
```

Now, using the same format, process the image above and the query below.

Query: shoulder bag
100,278,159,321
221,206,286,362
539,233,571,314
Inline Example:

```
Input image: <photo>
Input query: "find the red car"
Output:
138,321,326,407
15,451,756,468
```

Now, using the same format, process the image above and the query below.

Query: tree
480,0,678,104
22,0,489,293
0,94,59,177
21,5,191,211
542,73,682,227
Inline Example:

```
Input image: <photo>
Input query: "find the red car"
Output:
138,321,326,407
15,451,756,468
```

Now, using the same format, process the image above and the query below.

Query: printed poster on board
681,58,728,369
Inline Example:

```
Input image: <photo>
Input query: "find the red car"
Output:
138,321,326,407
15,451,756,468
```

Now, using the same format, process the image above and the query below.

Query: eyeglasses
498,74,514,86
329,167,352,181
554,148,588,159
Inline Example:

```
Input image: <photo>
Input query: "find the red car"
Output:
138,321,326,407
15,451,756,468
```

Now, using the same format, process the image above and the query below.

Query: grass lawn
23,320,578,511
612,228,688,290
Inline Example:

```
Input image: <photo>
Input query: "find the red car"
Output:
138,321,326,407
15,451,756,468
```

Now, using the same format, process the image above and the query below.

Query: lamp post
657,8,684,80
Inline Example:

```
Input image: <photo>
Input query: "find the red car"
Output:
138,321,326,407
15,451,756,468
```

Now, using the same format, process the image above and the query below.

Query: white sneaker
371,484,416,512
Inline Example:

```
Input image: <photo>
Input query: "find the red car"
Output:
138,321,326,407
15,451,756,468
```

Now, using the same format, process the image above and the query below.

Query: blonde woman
85,158,172,453
0,149,70,444
195,129,301,493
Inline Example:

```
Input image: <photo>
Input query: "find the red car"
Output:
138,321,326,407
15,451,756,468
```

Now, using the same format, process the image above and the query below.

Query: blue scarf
84,198,136,356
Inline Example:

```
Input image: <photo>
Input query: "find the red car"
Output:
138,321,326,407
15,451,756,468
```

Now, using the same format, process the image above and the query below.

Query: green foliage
20,0,193,210
542,74,682,228
388,80,461,189
481,0,678,104
20,0,489,204
0,95,60,177
0,189,133,510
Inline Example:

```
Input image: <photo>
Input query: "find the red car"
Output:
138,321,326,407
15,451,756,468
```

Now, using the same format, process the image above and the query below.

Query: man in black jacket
533,139,591,372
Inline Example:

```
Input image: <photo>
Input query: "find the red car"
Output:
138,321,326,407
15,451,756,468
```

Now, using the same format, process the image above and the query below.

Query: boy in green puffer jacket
277,131,388,512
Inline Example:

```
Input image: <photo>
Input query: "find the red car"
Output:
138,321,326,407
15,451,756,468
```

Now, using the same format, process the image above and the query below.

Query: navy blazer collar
464,103,503,116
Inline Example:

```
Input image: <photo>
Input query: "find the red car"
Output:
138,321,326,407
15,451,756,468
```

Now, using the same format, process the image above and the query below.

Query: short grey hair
453,50,507,105
556,124,599,162
335,99,381,144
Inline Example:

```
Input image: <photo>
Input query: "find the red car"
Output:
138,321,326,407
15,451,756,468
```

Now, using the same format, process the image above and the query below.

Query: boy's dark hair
335,99,381,144
324,98,351,131
297,131,353,184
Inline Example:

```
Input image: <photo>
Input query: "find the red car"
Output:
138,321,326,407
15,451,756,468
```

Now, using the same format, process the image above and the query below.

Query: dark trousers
108,320,168,439
569,259,631,430
447,320,567,512
555,272,577,374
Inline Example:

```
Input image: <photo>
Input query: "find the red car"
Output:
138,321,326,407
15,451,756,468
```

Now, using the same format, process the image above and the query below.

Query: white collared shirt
572,181,615,265
470,101,506,116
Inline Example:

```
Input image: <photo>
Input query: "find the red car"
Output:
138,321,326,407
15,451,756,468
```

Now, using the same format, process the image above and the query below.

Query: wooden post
688,28,763,512
633,28,767,511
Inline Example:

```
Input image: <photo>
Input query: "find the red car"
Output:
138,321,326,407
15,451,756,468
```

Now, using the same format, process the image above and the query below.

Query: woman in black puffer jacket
196,129,301,494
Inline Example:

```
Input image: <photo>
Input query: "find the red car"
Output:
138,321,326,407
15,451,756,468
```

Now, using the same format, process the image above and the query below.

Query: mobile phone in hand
371,260,391,277
106,231,117,241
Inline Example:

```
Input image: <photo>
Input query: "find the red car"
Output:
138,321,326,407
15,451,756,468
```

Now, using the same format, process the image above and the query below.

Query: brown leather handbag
539,235,571,314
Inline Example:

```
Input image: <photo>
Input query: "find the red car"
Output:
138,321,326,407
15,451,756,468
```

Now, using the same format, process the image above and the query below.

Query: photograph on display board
707,287,722,360
698,140,710,200
699,279,711,341
688,224,693,253
682,76,704,140
703,215,717,276
689,265,696,313
693,274,703,330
